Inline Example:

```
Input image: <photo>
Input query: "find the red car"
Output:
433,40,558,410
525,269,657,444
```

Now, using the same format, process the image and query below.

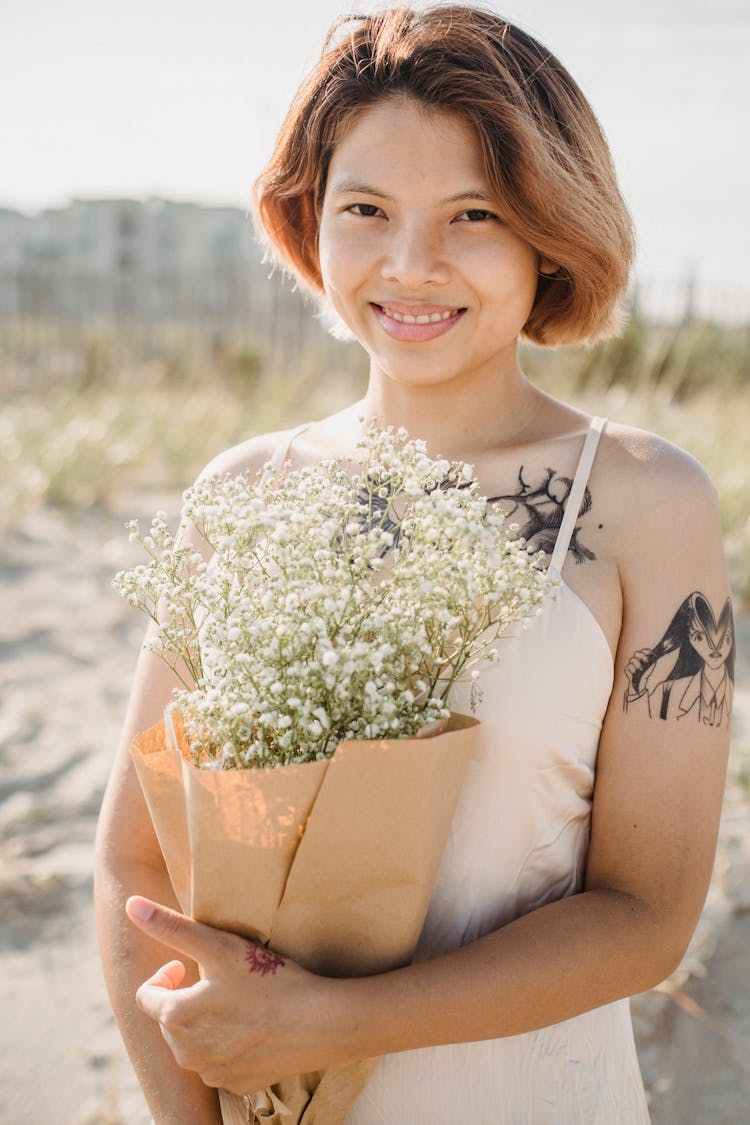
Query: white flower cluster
114,423,554,769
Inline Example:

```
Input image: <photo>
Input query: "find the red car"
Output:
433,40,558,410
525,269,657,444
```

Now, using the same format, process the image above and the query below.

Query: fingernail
127,897,155,923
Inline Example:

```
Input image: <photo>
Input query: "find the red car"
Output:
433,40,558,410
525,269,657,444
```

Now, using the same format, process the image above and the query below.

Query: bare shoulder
593,420,726,620
195,409,358,481
596,420,719,532
197,426,300,481
599,419,714,487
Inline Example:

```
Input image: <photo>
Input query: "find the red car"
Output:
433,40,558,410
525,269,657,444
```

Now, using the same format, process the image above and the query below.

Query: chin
377,359,468,390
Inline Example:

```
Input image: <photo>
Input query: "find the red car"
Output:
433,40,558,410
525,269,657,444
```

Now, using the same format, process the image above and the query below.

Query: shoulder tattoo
487,466,596,564
623,592,734,727
346,464,596,565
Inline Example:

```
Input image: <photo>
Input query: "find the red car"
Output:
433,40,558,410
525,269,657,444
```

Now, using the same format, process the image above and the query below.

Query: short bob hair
254,5,635,346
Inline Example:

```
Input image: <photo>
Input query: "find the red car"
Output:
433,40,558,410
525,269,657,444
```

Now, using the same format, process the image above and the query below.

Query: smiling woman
255,7,634,345
315,98,548,387
95,7,733,1125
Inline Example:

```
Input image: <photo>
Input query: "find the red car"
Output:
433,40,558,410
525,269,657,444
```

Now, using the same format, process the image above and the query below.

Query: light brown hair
254,5,635,345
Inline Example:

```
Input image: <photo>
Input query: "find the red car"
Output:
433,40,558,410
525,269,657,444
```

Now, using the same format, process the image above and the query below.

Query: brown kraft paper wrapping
131,710,478,1125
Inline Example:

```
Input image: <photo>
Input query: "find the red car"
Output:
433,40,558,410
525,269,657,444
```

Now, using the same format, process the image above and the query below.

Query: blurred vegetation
523,316,750,605
0,321,367,522
1,310,748,603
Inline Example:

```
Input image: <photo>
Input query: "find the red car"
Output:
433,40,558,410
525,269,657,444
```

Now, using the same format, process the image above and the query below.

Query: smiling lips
371,302,466,342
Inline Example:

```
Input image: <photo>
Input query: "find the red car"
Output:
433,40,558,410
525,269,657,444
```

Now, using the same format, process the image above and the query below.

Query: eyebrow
330,181,496,205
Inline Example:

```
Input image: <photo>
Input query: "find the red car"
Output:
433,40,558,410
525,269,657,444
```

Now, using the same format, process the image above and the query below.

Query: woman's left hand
125,896,344,1095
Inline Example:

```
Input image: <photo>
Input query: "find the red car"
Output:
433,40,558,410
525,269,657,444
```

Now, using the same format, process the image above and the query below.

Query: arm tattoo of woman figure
245,944,285,975
623,592,734,727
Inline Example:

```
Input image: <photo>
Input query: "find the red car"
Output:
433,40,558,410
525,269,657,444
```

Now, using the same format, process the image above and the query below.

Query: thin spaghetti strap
548,417,607,578
261,422,312,483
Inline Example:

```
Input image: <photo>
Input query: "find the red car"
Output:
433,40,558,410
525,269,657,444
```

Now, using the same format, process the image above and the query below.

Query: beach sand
1,501,748,1124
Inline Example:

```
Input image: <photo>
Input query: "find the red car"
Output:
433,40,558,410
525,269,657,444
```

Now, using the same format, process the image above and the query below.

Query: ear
538,255,560,276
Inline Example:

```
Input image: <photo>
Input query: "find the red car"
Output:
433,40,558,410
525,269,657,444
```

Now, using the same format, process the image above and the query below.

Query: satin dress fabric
271,419,651,1125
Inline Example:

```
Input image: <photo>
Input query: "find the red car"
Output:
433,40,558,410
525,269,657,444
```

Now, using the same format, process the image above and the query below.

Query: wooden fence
1,274,748,392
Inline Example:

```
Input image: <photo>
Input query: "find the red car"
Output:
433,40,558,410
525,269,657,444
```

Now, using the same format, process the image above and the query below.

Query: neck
358,352,546,462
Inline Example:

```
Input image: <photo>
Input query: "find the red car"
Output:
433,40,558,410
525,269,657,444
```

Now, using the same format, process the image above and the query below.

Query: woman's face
317,96,553,391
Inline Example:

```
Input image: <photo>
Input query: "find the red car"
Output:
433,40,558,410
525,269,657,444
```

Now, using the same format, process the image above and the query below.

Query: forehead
325,97,489,197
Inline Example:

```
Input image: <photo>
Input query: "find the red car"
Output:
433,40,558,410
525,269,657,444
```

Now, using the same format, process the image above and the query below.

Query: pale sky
2,0,749,302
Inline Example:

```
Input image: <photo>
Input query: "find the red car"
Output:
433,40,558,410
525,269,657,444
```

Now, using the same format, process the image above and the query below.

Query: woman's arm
125,441,733,1094
95,431,288,1119
94,632,223,1124
337,450,733,1057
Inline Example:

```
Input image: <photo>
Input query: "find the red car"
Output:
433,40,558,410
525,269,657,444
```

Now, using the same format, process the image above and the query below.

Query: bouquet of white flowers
115,422,553,1124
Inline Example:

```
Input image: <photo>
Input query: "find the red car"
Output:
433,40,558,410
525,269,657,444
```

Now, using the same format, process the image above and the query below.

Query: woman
95,7,732,1122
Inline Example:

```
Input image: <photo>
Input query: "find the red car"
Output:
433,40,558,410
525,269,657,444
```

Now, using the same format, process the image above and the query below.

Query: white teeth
385,307,458,324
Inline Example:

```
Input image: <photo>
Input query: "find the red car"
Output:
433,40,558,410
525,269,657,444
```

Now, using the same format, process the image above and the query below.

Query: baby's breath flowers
114,423,554,769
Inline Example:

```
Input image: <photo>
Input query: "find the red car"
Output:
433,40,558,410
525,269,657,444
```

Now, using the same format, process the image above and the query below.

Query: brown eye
456,209,496,222
692,631,705,643
349,203,383,218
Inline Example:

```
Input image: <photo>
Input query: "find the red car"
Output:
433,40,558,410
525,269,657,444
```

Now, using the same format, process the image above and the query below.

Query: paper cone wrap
131,711,478,1124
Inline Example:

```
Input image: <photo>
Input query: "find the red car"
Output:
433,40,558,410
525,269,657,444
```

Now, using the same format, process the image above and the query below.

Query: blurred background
1,1,748,1122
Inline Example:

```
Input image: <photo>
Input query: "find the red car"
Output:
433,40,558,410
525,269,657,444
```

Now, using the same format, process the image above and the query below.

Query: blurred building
0,198,287,323
1,197,747,329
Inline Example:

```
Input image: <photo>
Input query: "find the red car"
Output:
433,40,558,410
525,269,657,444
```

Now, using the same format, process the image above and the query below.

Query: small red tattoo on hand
245,944,285,976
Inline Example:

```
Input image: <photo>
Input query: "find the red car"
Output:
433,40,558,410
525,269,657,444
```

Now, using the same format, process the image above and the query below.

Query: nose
379,221,451,288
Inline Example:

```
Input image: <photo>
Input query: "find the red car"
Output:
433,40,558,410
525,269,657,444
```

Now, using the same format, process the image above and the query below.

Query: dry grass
1,312,748,602
528,372,750,607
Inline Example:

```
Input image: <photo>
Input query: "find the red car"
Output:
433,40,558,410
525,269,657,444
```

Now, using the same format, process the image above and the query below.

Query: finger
135,979,172,1023
143,959,187,991
135,960,186,1023
125,896,234,969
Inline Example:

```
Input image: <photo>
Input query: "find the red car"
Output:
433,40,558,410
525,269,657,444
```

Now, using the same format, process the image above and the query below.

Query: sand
1,500,748,1124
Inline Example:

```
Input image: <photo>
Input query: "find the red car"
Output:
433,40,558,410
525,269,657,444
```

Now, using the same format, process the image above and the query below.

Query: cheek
316,228,336,294
473,240,540,311
316,215,338,284
317,233,371,339
513,246,544,303
318,232,366,302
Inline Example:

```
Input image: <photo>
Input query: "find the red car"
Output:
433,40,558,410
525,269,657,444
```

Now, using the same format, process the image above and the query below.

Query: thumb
143,959,187,991
125,896,233,969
